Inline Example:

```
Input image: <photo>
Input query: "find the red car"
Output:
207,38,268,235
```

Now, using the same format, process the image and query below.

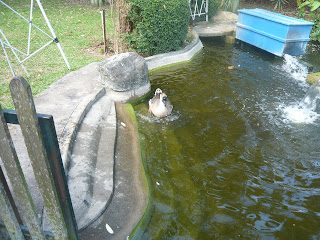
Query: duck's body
149,90,173,118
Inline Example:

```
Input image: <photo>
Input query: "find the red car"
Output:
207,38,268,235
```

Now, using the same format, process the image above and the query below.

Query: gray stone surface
98,52,150,102
193,11,238,37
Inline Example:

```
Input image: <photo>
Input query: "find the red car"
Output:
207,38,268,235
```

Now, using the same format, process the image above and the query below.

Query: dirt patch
239,0,298,17
82,40,117,59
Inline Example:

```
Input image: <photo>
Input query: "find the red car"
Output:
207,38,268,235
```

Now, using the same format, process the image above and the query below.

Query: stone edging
59,88,106,173
145,30,203,71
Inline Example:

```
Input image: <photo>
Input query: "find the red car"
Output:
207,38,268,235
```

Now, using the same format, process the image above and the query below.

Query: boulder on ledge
98,52,151,102
211,11,238,23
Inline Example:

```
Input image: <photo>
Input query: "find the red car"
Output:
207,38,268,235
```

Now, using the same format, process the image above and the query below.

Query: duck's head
160,93,168,105
155,88,162,95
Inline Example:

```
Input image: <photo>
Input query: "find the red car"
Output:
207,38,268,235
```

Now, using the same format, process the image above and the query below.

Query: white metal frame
0,0,70,76
189,0,209,22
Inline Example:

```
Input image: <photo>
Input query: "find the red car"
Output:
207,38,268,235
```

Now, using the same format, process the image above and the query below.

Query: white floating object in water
105,223,114,234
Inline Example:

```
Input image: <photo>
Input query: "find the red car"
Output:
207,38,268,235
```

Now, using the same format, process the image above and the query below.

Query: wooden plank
0,180,24,240
3,109,79,239
9,76,68,239
0,105,46,239
0,166,23,225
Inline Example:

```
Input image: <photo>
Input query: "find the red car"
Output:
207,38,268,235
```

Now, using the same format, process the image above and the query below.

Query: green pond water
132,39,320,239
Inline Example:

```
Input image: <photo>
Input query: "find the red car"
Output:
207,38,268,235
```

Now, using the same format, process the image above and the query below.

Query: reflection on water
132,39,320,239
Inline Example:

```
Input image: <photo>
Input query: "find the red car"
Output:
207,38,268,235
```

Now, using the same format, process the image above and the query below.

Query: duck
153,88,162,98
148,89,173,118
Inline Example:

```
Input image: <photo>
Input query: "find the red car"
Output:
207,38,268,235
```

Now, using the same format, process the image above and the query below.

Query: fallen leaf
228,66,234,70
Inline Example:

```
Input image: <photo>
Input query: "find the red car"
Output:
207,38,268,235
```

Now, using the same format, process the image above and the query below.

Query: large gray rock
98,52,150,102
211,11,238,23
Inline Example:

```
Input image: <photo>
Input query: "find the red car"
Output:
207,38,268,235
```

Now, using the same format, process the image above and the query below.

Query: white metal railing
189,0,209,21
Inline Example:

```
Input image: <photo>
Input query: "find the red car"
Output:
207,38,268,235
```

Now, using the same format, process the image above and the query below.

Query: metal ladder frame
0,0,71,76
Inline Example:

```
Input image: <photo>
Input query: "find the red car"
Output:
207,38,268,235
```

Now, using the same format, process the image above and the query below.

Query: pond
132,38,320,239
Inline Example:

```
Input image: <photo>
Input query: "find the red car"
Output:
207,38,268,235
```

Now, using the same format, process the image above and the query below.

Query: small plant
208,0,219,18
298,0,320,41
271,0,288,10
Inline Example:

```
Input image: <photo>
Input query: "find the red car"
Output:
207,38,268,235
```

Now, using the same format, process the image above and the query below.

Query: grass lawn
0,0,114,109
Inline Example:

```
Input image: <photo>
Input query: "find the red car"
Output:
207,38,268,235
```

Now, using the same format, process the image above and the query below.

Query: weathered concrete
145,30,203,70
67,95,116,230
212,10,238,23
78,103,149,239
193,11,238,38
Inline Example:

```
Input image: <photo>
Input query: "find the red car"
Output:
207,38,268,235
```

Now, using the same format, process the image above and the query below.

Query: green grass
0,0,114,109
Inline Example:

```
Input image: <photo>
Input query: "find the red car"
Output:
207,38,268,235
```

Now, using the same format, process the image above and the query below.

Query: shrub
298,0,320,41
219,0,239,12
127,0,190,55
208,0,220,18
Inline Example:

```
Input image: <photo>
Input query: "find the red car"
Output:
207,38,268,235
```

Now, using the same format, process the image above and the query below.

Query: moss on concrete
306,72,320,84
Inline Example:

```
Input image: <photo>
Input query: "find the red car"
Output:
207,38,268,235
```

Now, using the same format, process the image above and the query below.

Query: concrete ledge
145,30,203,71
59,88,106,174
193,22,236,37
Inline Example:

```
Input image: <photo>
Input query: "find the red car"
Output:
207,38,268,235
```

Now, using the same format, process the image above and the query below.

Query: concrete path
193,11,238,37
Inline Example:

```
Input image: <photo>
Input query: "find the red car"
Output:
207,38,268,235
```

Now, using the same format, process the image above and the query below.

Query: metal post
0,38,15,76
101,9,107,54
206,0,209,22
0,29,29,76
35,0,71,69
0,0,71,73
27,0,34,55
40,116,79,240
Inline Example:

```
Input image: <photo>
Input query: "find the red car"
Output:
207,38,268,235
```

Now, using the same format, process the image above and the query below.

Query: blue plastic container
236,9,314,57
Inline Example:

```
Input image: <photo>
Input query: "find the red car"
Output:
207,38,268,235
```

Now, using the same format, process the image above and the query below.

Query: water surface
133,39,320,239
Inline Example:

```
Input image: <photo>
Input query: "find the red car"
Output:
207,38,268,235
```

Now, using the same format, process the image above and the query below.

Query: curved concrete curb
59,88,106,173
68,95,116,230
145,30,203,71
